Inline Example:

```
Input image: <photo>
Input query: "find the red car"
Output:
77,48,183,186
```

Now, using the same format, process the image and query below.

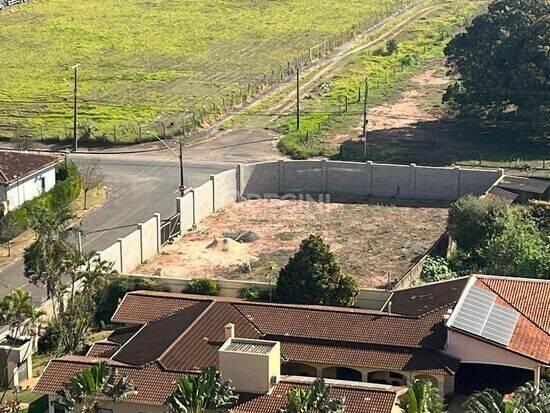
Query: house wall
445,330,540,371
3,166,56,211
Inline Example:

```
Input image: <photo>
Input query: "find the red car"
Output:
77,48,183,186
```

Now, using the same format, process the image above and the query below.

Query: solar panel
451,285,519,346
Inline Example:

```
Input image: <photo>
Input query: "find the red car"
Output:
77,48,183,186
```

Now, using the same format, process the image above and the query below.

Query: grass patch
275,1,486,159
0,0,409,142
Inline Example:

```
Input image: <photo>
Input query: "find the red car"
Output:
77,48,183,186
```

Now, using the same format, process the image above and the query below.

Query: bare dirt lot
138,199,448,288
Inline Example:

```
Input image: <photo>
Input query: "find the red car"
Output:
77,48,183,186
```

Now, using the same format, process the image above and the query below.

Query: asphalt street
0,153,234,301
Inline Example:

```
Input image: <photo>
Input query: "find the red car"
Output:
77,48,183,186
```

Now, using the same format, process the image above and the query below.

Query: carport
453,363,533,395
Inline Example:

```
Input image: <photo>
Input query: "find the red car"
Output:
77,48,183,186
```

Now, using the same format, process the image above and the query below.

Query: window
40,177,46,192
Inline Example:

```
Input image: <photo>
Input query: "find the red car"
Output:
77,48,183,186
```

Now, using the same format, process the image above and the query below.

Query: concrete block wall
193,181,215,222
212,169,238,209
98,243,122,273
119,230,141,274
239,160,503,202
139,216,160,262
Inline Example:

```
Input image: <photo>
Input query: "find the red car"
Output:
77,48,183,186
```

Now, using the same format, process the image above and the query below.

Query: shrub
447,195,508,253
0,162,81,242
386,39,399,55
95,276,167,324
276,234,358,306
420,256,455,283
528,200,550,234
482,209,550,279
38,322,61,354
239,286,271,302
184,278,219,296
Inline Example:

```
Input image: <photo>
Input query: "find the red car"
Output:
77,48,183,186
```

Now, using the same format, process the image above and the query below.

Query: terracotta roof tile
234,303,448,349
111,291,205,324
34,358,181,406
479,277,550,332
160,301,261,372
234,379,398,413
0,151,60,184
387,277,469,316
280,341,459,375
86,342,119,358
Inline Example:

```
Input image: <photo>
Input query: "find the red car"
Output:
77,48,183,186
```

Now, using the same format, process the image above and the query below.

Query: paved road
0,154,233,301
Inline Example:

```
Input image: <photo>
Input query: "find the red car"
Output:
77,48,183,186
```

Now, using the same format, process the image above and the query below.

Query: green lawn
0,0,408,142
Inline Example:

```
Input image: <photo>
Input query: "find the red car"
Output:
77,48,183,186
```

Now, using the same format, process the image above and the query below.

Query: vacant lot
0,0,401,140
138,199,448,288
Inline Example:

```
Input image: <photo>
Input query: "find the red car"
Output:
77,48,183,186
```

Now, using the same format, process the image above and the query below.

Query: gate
160,213,181,245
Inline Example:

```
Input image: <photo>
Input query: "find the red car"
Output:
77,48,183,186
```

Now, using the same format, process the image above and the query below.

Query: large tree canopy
444,0,550,139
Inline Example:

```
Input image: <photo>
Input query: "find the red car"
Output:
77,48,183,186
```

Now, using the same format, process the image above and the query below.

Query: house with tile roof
34,275,549,413
0,151,61,215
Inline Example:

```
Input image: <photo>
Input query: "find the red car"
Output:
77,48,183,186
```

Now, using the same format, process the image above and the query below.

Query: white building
0,151,61,216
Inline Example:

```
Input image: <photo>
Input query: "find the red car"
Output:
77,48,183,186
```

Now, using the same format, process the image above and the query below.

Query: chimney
219,337,281,394
225,323,235,340
387,301,392,315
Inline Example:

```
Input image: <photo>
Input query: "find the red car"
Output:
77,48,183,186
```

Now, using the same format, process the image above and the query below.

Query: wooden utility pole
362,77,369,161
72,63,81,152
179,139,186,196
296,66,301,130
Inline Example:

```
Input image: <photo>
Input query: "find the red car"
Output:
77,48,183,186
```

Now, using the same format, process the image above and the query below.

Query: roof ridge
0,167,8,183
231,302,265,336
157,300,217,367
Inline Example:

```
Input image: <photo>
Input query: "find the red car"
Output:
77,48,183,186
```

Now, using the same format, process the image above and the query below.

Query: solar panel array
451,285,519,346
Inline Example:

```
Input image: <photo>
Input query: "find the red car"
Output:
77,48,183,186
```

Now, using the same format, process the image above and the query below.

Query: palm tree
400,379,445,413
463,389,507,413
0,289,44,403
53,362,136,413
279,378,344,413
166,366,238,413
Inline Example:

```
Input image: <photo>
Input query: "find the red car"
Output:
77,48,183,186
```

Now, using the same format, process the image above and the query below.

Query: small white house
0,151,61,216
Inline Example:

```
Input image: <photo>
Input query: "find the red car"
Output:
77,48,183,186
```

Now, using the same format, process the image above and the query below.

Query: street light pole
296,66,301,130
179,139,186,196
72,64,81,152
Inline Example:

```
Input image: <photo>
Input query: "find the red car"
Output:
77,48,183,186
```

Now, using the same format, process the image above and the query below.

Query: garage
454,363,533,395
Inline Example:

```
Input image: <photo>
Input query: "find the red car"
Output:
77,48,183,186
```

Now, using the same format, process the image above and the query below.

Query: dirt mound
206,238,247,253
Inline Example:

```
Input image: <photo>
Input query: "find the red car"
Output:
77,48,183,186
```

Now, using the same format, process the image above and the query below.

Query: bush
95,276,167,324
239,286,272,302
528,200,550,233
447,195,508,253
0,162,81,242
276,234,358,306
38,322,61,354
420,256,455,283
184,278,218,296
482,209,550,279
386,39,399,55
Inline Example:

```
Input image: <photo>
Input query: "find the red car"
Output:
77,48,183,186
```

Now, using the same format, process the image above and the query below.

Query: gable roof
447,275,550,364
0,151,60,185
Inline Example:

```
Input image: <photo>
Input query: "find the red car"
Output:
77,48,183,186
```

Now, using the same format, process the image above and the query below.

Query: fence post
210,174,216,212
137,223,145,263
409,163,417,199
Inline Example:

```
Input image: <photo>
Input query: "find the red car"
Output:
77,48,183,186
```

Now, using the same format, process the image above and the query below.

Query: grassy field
274,0,487,159
0,0,408,142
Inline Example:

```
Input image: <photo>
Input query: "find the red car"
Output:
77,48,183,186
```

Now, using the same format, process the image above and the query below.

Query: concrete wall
213,169,238,209
193,181,215,222
3,166,56,211
240,160,503,202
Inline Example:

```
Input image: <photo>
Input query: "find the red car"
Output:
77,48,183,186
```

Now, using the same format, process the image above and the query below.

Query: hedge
0,162,82,242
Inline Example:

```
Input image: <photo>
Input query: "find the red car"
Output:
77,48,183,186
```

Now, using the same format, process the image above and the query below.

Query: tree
276,235,358,306
0,215,19,257
482,209,550,279
447,195,508,253
166,366,238,413
399,379,445,413
443,0,550,138
0,289,44,404
24,206,116,354
464,381,550,412
80,160,103,210
279,378,344,413
53,362,136,413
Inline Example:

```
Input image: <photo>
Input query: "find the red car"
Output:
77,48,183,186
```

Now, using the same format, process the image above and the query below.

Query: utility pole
296,65,301,130
72,63,81,152
362,77,369,161
179,139,186,196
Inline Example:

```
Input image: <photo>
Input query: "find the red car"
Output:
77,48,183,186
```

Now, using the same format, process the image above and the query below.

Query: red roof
234,378,399,413
0,151,60,184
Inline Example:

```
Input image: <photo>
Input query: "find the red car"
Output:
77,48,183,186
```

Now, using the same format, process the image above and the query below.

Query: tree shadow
338,118,550,166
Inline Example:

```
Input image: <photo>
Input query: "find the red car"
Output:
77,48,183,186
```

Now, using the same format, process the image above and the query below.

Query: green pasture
0,0,407,142
275,0,487,159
